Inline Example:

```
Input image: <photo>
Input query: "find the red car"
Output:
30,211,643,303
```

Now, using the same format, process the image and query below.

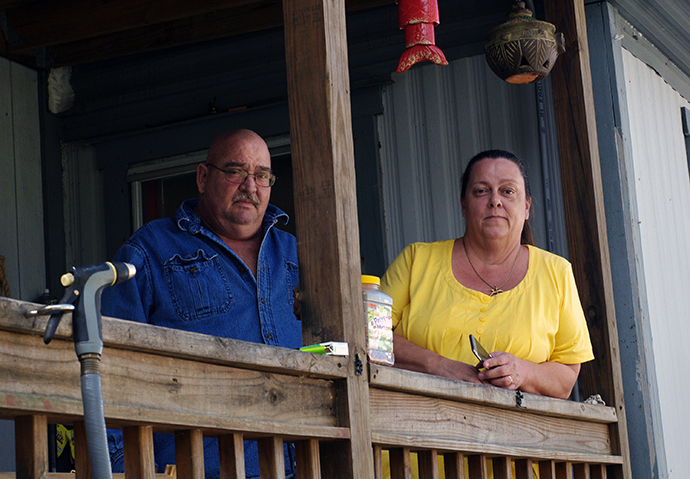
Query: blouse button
479,317,486,322
482,296,490,303
480,307,487,313
477,328,484,334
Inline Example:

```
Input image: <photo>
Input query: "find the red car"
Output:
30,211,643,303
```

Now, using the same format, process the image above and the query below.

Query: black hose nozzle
43,262,136,355
42,262,135,479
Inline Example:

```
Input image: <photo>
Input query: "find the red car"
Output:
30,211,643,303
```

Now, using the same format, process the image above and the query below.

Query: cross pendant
489,287,503,296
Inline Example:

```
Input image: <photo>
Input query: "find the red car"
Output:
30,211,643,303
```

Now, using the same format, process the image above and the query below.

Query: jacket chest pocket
164,250,233,321
285,260,299,307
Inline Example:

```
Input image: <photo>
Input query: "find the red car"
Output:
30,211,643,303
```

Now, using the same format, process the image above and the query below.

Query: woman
381,149,593,399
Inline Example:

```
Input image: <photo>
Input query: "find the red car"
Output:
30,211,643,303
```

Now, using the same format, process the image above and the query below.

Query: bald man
103,130,301,478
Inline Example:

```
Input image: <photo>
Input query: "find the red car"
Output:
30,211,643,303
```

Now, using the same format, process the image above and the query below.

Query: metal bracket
354,353,363,376
516,389,525,408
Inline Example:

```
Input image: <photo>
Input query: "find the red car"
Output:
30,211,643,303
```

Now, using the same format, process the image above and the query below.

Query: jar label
366,302,393,354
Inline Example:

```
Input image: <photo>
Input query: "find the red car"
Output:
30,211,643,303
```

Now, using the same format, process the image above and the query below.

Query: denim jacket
103,199,300,478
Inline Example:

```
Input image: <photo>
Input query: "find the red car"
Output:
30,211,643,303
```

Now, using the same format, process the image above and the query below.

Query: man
103,129,301,478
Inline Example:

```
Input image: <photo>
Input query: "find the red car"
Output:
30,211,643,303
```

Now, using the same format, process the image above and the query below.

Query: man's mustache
233,192,261,206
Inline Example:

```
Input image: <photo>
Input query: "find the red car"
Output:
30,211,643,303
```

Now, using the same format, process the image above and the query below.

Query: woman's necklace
462,237,520,296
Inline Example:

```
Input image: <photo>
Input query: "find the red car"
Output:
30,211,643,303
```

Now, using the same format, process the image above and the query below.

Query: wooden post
556,462,573,479
572,463,589,479
443,453,465,479
539,461,557,479
466,455,487,479
493,457,511,479
73,421,91,479
389,447,411,479
542,1,630,478
282,0,373,478
218,433,245,479
123,425,156,478
14,415,47,479
515,458,534,479
418,450,439,479
257,437,284,479
373,445,384,479
174,429,204,479
590,464,607,479
295,439,321,479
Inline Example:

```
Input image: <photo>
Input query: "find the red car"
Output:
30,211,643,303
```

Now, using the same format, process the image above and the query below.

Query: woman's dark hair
460,149,534,245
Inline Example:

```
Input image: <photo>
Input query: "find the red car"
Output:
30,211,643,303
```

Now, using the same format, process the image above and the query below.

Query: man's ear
197,163,208,194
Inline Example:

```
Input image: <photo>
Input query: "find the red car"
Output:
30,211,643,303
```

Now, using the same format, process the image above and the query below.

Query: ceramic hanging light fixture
484,1,565,84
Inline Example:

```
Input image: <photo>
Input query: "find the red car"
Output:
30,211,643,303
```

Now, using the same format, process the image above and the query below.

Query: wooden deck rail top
1,297,624,478
1,297,348,437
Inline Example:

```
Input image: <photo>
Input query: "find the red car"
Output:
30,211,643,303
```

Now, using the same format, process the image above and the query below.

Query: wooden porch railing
0,297,624,478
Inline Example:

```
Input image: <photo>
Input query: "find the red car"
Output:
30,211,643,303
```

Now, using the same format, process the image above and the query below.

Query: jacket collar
176,198,289,234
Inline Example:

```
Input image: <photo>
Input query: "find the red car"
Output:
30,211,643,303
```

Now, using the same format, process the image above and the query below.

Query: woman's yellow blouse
380,240,594,365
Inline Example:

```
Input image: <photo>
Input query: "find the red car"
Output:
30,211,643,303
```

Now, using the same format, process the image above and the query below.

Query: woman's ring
508,375,513,384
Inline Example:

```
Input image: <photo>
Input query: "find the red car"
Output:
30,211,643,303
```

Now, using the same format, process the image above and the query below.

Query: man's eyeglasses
206,163,276,187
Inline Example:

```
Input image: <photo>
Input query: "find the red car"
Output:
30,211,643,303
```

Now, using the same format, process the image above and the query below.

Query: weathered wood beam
369,388,614,459
0,299,348,380
542,0,630,478
0,326,345,438
282,0,373,476
3,0,393,67
4,0,261,52
47,1,284,68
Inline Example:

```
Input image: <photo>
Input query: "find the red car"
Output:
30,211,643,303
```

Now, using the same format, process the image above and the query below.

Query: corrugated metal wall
0,56,42,472
377,54,567,266
621,46,690,477
0,57,44,304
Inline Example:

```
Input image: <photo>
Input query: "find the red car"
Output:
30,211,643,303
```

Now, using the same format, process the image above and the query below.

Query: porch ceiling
2,0,689,77
0,0,394,69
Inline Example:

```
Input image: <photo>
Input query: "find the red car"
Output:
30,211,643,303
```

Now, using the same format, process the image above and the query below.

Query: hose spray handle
43,262,136,356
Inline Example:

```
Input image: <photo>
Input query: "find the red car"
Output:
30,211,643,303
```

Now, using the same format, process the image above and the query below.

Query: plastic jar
362,275,394,366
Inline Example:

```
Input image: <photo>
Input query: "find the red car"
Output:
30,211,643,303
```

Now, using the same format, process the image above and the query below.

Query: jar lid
361,275,380,285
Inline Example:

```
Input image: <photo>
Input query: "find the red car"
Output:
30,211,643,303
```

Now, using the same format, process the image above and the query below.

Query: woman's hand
476,351,526,390
434,355,483,384
393,333,482,384
477,351,581,399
